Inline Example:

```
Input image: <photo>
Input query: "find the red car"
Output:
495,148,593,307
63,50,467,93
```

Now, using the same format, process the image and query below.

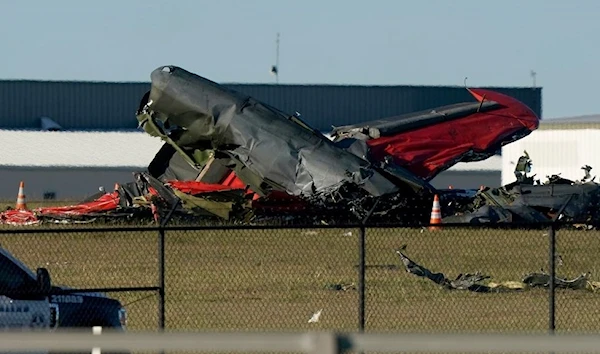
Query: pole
358,226,365,332
157,200,178,332
548,224,556,334
158,228,166,331
275,32,280,84
357,198,378,333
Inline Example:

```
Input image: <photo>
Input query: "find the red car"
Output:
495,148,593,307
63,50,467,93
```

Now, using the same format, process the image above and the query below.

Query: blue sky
2,0,598,118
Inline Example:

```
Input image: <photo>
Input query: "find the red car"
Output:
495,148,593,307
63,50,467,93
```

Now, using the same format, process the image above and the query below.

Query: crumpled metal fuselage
137,66,427,199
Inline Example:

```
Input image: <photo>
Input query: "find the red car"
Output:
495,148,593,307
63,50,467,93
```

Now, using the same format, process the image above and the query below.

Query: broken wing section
331,88,539,180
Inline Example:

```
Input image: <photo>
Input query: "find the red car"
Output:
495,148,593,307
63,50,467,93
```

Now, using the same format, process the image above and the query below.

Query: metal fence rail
2,331,600,353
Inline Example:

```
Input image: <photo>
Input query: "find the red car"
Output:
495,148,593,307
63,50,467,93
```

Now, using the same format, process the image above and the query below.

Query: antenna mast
270,33,280,84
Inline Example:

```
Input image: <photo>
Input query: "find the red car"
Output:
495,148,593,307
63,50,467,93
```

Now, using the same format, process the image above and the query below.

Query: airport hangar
0,79,542,201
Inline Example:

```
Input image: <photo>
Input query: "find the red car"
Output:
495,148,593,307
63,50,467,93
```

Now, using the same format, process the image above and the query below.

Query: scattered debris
443,152,600,227
396,246,600,293
308,309,322,323
522,271,591,290
396,247,492,292
324,282,356,291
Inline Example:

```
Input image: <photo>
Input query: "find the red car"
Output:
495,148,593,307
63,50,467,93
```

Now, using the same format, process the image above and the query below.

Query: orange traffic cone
429,194,442,230
15,181,27,210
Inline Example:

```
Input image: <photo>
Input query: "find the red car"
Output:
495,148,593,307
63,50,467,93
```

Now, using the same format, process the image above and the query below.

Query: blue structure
0,80,542,131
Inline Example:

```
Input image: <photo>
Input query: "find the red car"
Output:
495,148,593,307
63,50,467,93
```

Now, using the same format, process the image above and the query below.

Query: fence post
358,226,366,333
156,200,178,332
357,198,379,333
548,223,556,334
158,227,166,331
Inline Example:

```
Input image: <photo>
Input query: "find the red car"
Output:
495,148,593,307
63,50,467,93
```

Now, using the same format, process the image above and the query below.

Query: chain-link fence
0,228,159,331
365,226,550,333
554,227,600,333
163,227,360,332
0,223,596,334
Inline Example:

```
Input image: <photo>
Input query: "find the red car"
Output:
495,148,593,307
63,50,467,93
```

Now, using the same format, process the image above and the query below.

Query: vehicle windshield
0,249,36,295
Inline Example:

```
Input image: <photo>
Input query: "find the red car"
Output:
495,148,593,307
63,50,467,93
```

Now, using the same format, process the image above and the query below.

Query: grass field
0,225,599,333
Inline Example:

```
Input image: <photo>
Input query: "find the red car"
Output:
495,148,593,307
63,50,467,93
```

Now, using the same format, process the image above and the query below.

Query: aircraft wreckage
7,65,592,227
395,246,600,293
443,152,600,226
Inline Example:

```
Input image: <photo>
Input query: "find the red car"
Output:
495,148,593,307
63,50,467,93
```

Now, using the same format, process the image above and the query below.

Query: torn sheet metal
167,180,251,220
442,204,515,224
0,209,40,226
0,192,123,225
37,192,120,217
445,154,600,225
172,190,237,220
522,271,591,290
396,248,494,292
167,180,245,194
0,171,254,225
396,247,598,293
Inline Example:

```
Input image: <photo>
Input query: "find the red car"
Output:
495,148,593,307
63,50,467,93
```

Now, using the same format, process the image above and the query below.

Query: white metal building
501,115,600,185
0,130,163,201
0,129,502,202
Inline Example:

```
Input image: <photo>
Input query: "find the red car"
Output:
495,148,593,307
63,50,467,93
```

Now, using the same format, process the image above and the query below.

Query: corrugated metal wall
0,80,149,130
0,80,542,131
